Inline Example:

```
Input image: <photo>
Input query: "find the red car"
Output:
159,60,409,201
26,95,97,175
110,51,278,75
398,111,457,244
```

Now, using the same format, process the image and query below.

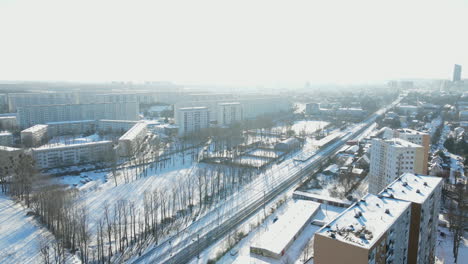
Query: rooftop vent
389,194,395,199
360,199,366,203
402,182,408,187
423,182,428,187
330,233,336,239
385,209,390,214
416,189,421,194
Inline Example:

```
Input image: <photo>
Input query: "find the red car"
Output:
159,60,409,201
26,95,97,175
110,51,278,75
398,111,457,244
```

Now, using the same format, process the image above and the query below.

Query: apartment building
118,122,148,156
97,120,138,134
175,107,210,136
380,173,442,264
17,102,138,128
32,141,114,169
8,92,78,112
21,125,48,147
380,127,430,174
217,102,242,126
314,193,412,264
0,132,13,146
46,120,96,137
368,138,425,194
0,116,17,130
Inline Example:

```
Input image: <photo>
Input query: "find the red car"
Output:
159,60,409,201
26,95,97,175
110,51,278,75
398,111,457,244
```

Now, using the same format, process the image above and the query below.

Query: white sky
0,0,467,86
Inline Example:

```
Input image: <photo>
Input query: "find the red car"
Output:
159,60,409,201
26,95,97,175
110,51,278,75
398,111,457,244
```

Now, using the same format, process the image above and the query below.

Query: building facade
369,138,425,194
453,64,462,82
32,141,114,169
8,92,78,112
0,132,13,147
380,173,442,264
17,102,139,128
380,128,430,174
118,122,148,156
217,102,242,126
21,124,48,147
175,107,210,136
314,193,412,264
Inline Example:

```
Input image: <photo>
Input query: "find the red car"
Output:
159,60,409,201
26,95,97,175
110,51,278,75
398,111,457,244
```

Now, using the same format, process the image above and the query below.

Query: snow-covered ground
0,194,77,264
435,227,468,264
272,120,329,135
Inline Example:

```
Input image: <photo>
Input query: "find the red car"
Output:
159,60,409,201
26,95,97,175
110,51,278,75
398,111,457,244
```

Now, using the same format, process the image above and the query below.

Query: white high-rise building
368,138,425,194
380,173,442,264
217,102,242,126
175,107,210,136
379,127,430,174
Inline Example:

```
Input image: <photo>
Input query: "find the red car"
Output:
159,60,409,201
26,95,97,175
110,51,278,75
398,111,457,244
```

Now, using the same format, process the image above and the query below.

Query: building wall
369,139,424,194
217,103,242,126
21,125,48,147
47,120,96,137
8,92,78,112
0,133,13,147
314,234,369,264
118,123,148,156
32,141,113,169
18,102,139,128
175,108,210,136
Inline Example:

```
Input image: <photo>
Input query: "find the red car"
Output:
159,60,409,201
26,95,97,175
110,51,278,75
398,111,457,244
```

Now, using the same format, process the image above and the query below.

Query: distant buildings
314,173,442,264
175,107,210,136
453,64,462,82
17,102,139,128
0,115,17,130
0,131,13,147
217,102,243,126
368,138,425,194
7,92,77,112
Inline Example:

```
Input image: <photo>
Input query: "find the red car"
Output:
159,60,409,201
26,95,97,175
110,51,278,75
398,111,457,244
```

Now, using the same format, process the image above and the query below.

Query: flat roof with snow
33,140,112,151
250,200,320,258
317,193,411,249
380,172,442,204
21,124,48,133
218,102,240,106
46,120,95,125
119,122,147,141
384,138,422,148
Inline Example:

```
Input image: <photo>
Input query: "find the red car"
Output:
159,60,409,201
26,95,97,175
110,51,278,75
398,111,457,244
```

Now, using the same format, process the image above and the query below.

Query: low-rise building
250,200,321,259
32,141,114,169
118,122,148,156
21,125,48,147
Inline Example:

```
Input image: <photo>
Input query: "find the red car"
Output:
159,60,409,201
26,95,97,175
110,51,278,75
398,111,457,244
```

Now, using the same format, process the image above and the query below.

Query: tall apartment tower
314,193,412,264
175,107,210,136
368,138,425,194
380,127,430,174
217,102,243,126
453,64,462,82
380,173,442,264
315,173,442,264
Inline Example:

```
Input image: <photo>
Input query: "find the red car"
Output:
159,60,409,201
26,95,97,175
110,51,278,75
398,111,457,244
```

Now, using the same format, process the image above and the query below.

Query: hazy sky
0,0,467,86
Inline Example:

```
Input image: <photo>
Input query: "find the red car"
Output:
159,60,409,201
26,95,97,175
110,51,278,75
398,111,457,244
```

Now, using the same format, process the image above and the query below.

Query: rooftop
382,138,422,148
46,120,95,125
218,102,240,106
21,124,48,133
380,172,443,204
178,106,208,111
317,193,411,249
251,200,320,256
119,122,147,140
33,140,112,151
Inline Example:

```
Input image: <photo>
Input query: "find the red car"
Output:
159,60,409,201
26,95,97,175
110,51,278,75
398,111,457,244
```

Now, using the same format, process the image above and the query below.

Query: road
132,97,402,264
